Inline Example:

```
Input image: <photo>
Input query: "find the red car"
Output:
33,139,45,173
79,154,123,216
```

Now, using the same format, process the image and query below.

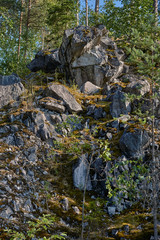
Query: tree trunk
81,154,93,240
18,0,24,61
85,0,88,26
24,0,31,59
41,27,45,50
95,0,99,13
153,0,158,26
151,79,158,240
76,0,79,26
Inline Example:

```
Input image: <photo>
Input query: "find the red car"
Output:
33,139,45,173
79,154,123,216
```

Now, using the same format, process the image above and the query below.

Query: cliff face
0,26,159,239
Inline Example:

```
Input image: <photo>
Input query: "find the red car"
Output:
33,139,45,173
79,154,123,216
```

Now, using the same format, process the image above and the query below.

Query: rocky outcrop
27,49,61,73
0,74,25,108
59,25,128,87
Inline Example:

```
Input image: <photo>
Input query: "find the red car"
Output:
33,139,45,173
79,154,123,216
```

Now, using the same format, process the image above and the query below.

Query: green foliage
99,0,155,37
99,140,111,161
105,158,149,200
5,214,67,240
46,0,77,48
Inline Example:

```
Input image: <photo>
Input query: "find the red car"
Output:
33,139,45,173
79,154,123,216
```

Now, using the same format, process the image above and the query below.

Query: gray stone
27,49,61,73
72,206,80,214
0,206,14,219
61,198,69,211
73,154,92,191
0,75,25,108
110,90,131,118
80,81,101,95
40,97,65,113
108,206,116,216
124,76,150,96
59,25,125,87
46,83,82,113
119,129,150,158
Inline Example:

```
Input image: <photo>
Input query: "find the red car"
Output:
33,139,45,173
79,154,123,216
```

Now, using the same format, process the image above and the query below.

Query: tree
153,0,158,25
18,0,24,61
47,0,77,48
124,21,160,240
76,0,80,26
85,0,88,26
95,0,99,13
100,0,153,37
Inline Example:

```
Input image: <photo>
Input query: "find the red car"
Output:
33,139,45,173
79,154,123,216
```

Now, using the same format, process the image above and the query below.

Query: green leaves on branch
5,214,67,240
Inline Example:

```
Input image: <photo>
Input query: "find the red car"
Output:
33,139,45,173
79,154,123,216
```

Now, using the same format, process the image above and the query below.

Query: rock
123,74,150,96
40,97,66,113
123,224,130,233
46,83,82,113
110,90,131,118
86,105,105,120
73,154,92,191
80,81,101,95
119,129,150,158
0,74,25,108
72,206,80,214
121,73,150,95
108,206,116,216
61,198,69,211
21,110,59,142
59,25,126,87
27,49,61,73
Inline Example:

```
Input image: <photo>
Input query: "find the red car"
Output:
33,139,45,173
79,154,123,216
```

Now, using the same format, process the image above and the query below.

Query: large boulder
0,74,25,109
59,25,127,87
45,83,82,113
73,154,92,191
119,128,150,158
27,49,61,73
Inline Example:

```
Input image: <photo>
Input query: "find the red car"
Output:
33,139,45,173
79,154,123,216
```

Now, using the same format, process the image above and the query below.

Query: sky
81,0,122,9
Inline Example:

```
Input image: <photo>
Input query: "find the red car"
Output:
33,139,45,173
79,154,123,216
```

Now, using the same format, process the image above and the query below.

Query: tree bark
95,0,99,13
153,0,158,26
85,0,88,26
18,0,24,61
24,0,31,59
76,0,79,26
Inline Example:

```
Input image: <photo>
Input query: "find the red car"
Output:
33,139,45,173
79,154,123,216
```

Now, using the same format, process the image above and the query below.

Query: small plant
5,214,67,240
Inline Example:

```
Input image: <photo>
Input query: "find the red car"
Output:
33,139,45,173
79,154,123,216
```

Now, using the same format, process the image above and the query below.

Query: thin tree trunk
76,0,79,26
41,27,45,50
85,0,88,26
24,0,31,59
151,42,158,239
18,0,24,61
81,154,93,240
95,0,99,13
153,0,158,26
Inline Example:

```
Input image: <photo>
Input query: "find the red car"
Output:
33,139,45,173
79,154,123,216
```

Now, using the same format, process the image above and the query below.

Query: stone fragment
0,74,25,108
80,81,101,95
40,97,65,113
108,206,116,216
46,83,82,113
27,49,61,73
110,90,131,118
119,128,150,158
73,154,92,191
